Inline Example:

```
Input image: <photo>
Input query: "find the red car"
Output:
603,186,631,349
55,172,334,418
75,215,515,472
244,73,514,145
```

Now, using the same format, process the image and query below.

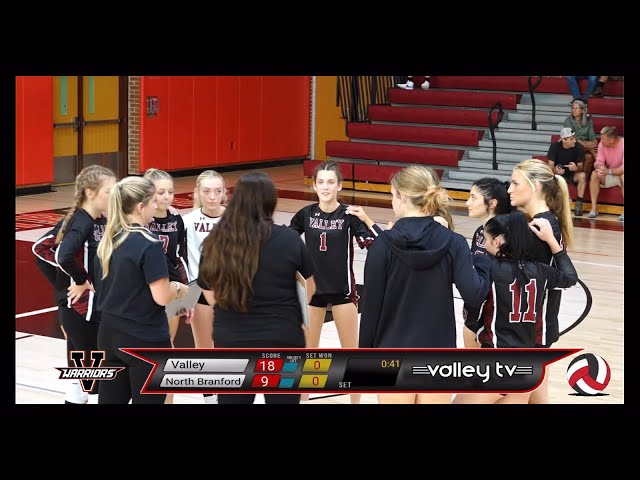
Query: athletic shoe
574,199,584,216
397,80,414,90
64,381,88,404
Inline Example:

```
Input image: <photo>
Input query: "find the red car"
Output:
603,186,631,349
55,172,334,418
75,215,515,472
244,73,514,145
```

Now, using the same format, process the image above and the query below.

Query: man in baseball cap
546,127,588,216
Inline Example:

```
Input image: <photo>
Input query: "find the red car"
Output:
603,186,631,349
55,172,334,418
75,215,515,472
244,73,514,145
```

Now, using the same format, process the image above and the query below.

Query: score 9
250,374,280,388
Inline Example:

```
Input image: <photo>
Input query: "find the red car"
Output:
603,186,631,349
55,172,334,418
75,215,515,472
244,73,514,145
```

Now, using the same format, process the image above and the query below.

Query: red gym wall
140,76,311,172
16,76,54,187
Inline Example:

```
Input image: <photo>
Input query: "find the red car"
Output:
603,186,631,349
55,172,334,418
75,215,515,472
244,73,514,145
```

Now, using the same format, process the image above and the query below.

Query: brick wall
128,76,140,174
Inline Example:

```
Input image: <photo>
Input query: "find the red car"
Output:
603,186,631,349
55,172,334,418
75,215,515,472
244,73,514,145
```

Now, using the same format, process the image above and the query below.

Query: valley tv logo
56,351,125,393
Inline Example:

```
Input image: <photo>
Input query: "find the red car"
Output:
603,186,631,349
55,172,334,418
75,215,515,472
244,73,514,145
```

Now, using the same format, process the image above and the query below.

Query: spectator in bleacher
564,99,597,181
397,76,430,90
565,76,598,105
547,128,588,216
592,76,608,97
588,126,624,221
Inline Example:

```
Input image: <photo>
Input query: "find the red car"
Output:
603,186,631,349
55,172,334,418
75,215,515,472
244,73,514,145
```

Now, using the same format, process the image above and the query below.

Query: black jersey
529,211,564,346
470,225,487,256
54,209,106,320
32,220,67,306
467,250,578,348
463,225,490,334
147,212,188,283
289,203,377,299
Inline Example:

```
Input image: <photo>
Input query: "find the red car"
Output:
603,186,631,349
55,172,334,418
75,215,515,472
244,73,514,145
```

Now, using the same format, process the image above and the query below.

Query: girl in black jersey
143,168,189,405
32,219,86,403
143,169,188,344
462,178,512,348
508,159,575,404
289,161,377,404
54,165,116,404
94,177,190,404
453,211,578,404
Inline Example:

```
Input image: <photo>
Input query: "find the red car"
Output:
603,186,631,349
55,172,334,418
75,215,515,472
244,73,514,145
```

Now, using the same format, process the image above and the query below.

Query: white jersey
182,208,223,281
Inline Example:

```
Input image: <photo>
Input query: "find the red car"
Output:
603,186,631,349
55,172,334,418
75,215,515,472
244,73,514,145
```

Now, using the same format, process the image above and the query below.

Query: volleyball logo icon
566,353,611,396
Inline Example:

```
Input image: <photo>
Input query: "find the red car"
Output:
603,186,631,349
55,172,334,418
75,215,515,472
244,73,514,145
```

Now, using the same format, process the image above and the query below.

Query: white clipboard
296,271,310,328
165,280,203,318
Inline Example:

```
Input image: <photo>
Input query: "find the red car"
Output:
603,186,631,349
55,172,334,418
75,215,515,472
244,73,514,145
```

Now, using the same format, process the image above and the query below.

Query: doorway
52,76,127,184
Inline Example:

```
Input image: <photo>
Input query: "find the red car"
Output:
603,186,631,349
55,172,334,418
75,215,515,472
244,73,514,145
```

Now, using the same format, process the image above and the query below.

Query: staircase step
517,104,570,114
468,150,540,163
498,120,561,132
487,130,554,143
368,105,500,128
519,93,574,106
459,159,517,171
388,89,520,109
448,168,512,182
347,123,483,146
478,139,549,152
326,141,463,166
507,112,568,123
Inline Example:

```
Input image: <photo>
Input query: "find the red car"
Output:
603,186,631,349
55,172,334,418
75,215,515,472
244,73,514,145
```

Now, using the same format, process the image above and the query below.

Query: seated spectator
588,126,624,221
565,76,598,105
397,75,430,90
592,76,608,97
564,99,598,179
547,127,588,216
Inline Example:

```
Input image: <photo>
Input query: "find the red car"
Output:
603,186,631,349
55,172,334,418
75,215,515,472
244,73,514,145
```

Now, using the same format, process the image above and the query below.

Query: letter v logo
70,351,105,393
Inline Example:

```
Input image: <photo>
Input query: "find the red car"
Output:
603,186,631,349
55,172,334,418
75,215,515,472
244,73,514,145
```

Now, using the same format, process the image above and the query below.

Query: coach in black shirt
198,172,316,405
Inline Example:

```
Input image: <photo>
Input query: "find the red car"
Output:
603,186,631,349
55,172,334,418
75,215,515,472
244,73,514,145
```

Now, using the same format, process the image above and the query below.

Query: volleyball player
462,178,512,348
453,212,578,404
182,170,226,404
32,219,87,403
289,160,377,404
143,168,189,405
508,158,575,404
54,165,116,404
358,165,491,404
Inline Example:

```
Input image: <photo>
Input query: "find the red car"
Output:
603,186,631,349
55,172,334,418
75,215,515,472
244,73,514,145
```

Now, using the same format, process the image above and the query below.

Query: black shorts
309,293,357,308
561,171,579,186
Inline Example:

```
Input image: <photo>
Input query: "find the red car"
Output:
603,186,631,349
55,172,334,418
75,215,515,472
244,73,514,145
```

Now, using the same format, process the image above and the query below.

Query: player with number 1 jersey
289,161,377,404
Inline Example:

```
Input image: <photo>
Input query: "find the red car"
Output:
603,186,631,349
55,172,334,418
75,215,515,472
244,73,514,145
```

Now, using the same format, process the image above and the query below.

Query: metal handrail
488,102,504,170
528,76,543,130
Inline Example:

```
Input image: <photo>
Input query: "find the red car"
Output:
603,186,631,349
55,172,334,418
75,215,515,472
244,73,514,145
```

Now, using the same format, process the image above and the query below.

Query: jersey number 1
319,232,327,251
509,279,537,323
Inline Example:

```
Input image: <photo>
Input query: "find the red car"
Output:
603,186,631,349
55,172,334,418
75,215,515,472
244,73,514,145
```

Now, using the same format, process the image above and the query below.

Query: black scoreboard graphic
122,348,580,394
